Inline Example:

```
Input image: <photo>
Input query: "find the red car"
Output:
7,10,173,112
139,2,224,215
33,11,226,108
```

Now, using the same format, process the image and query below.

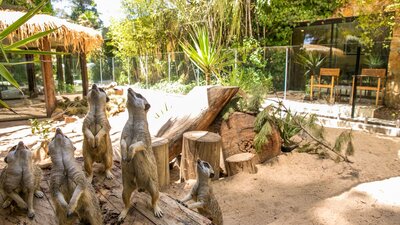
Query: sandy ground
0,89,400,225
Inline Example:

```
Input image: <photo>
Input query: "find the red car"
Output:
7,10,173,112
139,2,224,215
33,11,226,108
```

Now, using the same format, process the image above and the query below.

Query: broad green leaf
0,63,20,89
4,28,59,50
5,49,66,55
0,99,17,114
0,0,49,40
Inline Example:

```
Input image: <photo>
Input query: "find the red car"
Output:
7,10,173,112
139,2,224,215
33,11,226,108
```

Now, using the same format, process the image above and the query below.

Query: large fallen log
156,86,239,161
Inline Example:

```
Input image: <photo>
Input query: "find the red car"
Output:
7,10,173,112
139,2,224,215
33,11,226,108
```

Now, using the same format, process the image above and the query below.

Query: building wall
336,0,400,108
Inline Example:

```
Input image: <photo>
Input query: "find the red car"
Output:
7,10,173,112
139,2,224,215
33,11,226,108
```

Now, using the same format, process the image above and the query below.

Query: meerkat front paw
88,137,96,148
2,198,11,208
153,205,163,218
34,190,44,198
176,199,188,208
27,210,35,219
105,170,114,180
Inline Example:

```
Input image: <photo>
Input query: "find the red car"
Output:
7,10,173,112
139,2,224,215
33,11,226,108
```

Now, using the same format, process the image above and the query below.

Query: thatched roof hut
0,10,103,117
0,10,103,53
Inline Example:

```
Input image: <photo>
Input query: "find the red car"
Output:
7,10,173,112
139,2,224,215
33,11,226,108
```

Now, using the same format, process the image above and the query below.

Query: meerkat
118,88,163,222
178,159,223,225
82,83,113,182
48,128,103,225
0,141,44,218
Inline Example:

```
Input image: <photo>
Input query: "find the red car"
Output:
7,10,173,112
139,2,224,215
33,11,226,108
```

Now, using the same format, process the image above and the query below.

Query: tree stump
180,131,222,181
220,112,282,163
225,153,257,176
152,137,170,190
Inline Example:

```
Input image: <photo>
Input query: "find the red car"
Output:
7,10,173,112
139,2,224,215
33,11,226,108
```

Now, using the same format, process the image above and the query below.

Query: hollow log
220,112,282,163
180,131,222,181
226,153,257,176
156,86,239,161
151,137,170,190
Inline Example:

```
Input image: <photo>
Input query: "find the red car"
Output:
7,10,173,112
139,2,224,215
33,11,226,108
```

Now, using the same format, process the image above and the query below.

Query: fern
254,121,272,152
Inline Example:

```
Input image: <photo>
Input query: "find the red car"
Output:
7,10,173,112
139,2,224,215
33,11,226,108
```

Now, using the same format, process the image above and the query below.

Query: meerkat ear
106,96,110,102
4,156,8,163
145,103,150,111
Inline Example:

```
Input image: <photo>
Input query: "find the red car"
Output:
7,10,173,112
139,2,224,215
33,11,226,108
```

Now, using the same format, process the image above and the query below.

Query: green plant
295,51,326,78
30,118,51,140
180,27,233,85
364,54,384,68
65,84,76,93
0,0,62,111
254,99,354,162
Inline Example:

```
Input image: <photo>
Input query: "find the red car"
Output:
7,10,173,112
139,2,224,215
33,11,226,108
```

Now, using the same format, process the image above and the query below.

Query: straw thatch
0,10,103,54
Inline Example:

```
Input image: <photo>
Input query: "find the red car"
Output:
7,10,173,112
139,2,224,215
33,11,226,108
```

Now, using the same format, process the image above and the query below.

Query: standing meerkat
118,88,163,222
48,128,103,225
0,141,44,218
82,83,113,182
178,159,223,225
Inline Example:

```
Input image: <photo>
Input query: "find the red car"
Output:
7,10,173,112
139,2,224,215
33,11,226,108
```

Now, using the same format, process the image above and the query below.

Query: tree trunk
151,137,170,190
155,86,239,161
180,131,222,181
25,54,37,98
64,53,73,85
40,37,56,117
220,112,282,163
80,52,89,97
226,153,257,176
56,48,64,92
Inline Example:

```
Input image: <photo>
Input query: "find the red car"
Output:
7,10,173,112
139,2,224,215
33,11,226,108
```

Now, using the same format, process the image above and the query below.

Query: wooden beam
64,52,73,85
80,52,89,97
40,37,56,117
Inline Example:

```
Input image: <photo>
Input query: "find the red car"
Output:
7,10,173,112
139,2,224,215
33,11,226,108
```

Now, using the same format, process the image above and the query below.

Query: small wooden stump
152,137,170,190
226,153,257,176
180,131,222,181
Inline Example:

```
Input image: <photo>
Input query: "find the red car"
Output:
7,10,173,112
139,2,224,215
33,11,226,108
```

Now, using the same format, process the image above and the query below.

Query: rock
64,116,78,124
51,108,64,121
220,112,282,163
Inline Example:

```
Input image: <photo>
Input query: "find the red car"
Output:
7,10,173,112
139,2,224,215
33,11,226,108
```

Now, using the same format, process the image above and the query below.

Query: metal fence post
284,47,289,100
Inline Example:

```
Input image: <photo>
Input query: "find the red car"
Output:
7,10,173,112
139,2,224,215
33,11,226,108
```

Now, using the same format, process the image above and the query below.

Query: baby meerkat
118,88,163,222
0,141,44,218
178,159,223,225
48,128,103,225
82,83,113,182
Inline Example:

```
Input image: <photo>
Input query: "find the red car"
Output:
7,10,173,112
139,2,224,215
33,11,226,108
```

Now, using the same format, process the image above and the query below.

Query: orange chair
350,68,386,105
310,68,340,103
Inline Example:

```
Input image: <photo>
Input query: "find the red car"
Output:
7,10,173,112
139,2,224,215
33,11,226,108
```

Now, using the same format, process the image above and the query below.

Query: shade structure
0,10,103,117
0,10,103,53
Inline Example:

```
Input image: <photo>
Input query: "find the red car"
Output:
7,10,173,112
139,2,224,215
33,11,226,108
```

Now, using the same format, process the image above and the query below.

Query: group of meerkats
0,84,223,225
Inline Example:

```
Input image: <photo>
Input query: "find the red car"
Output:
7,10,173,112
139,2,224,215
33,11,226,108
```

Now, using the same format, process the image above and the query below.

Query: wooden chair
349,68,386,105
310,68,340,103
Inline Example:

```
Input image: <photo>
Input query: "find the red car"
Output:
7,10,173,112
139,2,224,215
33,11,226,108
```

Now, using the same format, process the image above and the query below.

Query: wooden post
56,47,64,92
180,131,222,181
310,75,314,100
40,37,56,117
226,153,257,176
25,54,37,98
151,137,170,190
80,52,89,97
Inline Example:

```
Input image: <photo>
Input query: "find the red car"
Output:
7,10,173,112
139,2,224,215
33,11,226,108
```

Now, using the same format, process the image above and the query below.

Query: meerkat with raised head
118,88,163,222
82,83,113,182
48,128,102,225
0,141,44,218
178,159,223,225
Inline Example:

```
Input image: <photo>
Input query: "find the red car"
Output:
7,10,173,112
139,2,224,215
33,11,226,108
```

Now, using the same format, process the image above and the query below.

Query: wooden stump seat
180,131,222,181
225,153,257,176
151,137,170,190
